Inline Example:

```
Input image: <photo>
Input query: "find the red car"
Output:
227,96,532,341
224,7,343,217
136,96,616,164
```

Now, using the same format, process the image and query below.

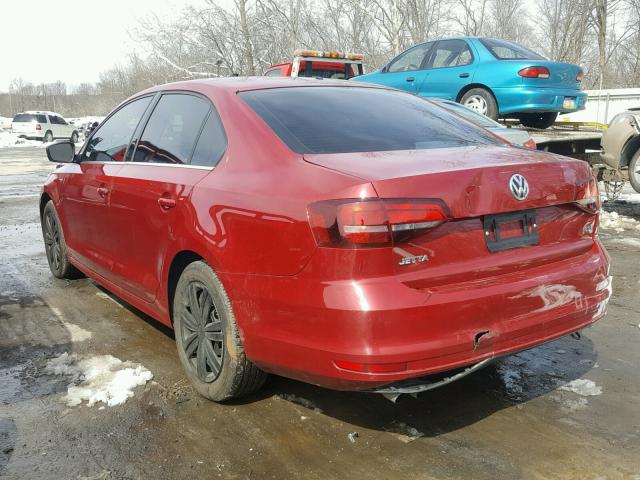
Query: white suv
11,111,79,143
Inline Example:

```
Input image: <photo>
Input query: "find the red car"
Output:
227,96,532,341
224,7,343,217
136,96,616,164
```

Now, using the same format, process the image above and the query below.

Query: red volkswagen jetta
41,78,611,401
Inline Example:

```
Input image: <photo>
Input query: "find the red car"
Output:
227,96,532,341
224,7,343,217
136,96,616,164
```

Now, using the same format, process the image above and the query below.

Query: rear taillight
36,124,42,131
308,198,449,248
523,138,537,149
576,70,584,82
518,66,550,79
574,177,600,214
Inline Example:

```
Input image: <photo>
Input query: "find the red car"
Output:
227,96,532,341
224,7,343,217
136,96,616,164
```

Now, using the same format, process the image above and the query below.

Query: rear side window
37,115,47,123
264,68,282,77
480,38,545,60
132,94,210,164
84,96,152,162
190,109,227,167
240,87,500,154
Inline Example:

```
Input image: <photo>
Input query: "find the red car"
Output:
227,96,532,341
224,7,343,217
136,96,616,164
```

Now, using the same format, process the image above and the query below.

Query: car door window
190,108,227,167
429,40,473,68
84,96,152,162
387,43,432,73
132,93,211,164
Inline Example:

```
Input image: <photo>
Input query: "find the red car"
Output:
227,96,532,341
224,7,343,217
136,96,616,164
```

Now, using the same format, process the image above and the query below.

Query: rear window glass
13,114,36,122
240,87,500,154
480,38,545,60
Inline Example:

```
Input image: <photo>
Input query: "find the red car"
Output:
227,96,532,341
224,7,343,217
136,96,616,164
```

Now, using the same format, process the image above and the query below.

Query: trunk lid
11,120,37,134
304,145,589,218
305,145,596,281
519,60,582,90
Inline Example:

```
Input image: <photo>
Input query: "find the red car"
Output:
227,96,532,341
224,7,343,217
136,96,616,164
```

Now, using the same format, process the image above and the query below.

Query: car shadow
237,333,598,437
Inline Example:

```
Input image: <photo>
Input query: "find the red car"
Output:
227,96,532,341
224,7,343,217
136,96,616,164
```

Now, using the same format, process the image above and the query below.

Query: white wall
560,88,640,125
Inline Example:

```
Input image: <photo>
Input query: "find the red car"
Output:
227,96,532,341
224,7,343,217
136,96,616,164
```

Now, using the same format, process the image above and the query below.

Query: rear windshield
240,87,500,154
13,114,46,123
480,38,545,60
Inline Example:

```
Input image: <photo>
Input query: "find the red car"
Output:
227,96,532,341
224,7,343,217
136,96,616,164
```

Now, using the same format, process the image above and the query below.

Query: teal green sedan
353,37,586,129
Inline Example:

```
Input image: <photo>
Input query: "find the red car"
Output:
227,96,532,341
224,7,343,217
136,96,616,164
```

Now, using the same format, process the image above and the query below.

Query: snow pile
559,379,602,396
45,353,153,407
0,131,47,148
599,210,640,233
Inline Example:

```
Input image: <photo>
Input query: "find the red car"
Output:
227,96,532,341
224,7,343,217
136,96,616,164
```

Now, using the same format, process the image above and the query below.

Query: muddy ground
1,147,639,480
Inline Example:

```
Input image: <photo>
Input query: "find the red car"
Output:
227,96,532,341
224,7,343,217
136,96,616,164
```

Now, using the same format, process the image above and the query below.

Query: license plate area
563,97,576,109
483,210,539,253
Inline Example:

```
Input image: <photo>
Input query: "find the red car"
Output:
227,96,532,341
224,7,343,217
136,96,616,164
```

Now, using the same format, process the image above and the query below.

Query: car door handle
97,187,109,198
406,77,415,82
158,197,177,209
459,73,470,78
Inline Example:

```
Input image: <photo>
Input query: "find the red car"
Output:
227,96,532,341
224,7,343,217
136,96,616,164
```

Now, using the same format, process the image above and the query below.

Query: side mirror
46,141,75,163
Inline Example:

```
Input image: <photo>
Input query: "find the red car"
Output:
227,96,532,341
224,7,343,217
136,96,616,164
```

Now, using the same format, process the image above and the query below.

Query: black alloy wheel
179,281,225,382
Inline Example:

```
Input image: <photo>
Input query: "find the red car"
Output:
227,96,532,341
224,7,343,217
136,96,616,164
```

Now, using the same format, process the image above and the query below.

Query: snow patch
0,131,49,148
559,379,602,397
599,210,640,233
45,353,153,407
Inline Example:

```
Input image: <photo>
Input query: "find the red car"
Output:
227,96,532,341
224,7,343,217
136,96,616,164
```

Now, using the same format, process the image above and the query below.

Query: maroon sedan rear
40,78,611,401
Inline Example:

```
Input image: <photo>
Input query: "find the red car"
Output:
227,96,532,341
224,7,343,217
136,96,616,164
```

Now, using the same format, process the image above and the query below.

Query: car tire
43,131,53,143
460,88,498,120
173,261,267,402
42,201,82,279
628,149,640,194
70,131,79,144
518,112,558,130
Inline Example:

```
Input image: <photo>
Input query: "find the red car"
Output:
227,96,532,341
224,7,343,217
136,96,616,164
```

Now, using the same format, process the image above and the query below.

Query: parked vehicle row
11,110,79,143
41,77,610,402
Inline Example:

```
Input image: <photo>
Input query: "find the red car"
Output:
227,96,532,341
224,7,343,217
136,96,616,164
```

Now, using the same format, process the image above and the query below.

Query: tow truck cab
264,50,364,79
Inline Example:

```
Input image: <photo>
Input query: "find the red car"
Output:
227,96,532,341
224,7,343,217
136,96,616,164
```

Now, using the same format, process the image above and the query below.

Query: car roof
23,110,59,116
135,76,388,96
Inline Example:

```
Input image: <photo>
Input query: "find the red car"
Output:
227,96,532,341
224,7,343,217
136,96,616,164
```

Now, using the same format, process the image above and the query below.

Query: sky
0,0,221,91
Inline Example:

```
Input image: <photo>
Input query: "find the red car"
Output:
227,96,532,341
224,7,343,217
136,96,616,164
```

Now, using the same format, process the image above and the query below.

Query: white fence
560,88,640,125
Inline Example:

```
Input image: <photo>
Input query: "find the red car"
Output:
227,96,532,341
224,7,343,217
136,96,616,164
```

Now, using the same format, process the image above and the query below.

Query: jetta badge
509,174,529,201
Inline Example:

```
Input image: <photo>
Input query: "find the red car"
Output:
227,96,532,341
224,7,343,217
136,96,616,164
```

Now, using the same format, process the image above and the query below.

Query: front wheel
42,201,81,279
628,150,640,193
43,131,53,143
460,88,498,120
518,112,558,129
173,261,267,402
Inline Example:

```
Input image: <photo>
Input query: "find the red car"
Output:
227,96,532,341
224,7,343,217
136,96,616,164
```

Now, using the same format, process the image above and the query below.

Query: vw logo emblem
509,174,529,201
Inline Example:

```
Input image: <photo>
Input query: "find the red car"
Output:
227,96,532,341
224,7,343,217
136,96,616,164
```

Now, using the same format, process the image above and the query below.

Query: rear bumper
225,240,610,391
494,87,587,115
